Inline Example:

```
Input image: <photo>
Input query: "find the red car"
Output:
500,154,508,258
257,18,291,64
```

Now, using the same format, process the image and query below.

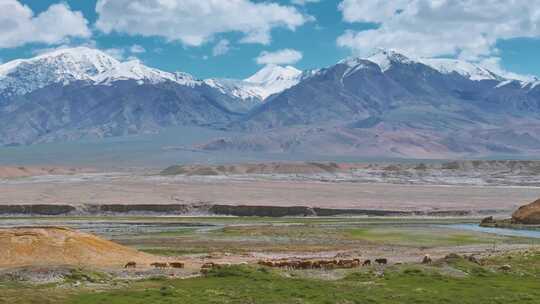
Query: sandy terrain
0,166,96,179
0,172,538,213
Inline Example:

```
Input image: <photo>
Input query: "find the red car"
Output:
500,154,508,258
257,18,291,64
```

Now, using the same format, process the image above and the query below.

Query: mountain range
0,47,539,158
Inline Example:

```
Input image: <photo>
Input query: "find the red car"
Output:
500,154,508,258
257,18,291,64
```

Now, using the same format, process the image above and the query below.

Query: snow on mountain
93,59,198,86
340,49,507,82
203,78,264,101
205,64,303,102
419,58,503,81
365,49,415,72
0,47,199,98
244,64,303,100
339,49,414,75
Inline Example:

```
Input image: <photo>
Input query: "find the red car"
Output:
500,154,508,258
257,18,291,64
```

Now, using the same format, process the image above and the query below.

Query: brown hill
511,199,540,224
0,227,155,268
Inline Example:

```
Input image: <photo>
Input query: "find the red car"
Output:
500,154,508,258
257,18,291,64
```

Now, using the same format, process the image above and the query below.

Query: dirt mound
0,227,154,268
0,166,94,179
511,198,540,224
161,162,344,176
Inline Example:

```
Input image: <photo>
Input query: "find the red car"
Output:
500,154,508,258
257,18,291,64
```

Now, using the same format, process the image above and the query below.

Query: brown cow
337,259,354,268
202,262,216,268
124,261,137,268
257,258,365,270
422,254,432,264
151,262,168,269
375,258,388,265
169,262,184,268
362,259,371,266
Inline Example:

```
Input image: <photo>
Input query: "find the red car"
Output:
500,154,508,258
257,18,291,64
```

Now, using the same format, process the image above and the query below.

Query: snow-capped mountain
340,49,506,82
2,47,540,158
419,58,503,81
244,64,303,99
0,47,200,99
214,49,540,157
205,64,304,103
0,47,243,146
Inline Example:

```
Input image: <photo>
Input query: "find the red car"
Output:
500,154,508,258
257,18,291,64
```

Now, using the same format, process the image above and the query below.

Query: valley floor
1,161,540,303
1,216,539,304
0,171,539,214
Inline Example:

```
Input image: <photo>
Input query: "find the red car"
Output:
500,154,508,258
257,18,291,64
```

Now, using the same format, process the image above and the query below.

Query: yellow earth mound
512,198,540,225
0,227,155,268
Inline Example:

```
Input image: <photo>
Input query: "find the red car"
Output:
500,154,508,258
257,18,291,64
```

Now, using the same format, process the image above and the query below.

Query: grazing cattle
201,262,231,273
257,258,361,270
124,261,137,269
422,254,432,264
151,262,168,269
337,259,355,268
375,258,388,265
169,262,184,268
258,260,272,267
467,255,481,265
202,262,216,268
299,260,313,269
362,260,371,267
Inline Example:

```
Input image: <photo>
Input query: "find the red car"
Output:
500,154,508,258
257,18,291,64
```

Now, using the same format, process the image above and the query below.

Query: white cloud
0,0,90,49
103,48,126,60
212,39,231,56
256,49,303,65
130,44,146,54
337,0,540,60
31,41,98,56
96,0,310,47
291,0,320,5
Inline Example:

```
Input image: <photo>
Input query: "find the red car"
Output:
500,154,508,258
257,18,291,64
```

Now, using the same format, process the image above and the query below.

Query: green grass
142,228,199,237
67,253,540,304
345,227,508,247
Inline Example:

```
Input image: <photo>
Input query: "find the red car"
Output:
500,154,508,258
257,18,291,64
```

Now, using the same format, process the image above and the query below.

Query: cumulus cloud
95,0,310,47
212,39,231,56
103,48,126,60
0,0,90,49
256,49,303,65
337,0,540,60
129,44,146,54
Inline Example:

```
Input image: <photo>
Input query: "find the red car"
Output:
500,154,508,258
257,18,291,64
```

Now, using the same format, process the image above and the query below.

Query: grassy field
2,252,540,304
3,216,532,255
121,218,537,255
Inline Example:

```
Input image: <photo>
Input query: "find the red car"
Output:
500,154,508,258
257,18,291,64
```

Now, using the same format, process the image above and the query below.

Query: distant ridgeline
1,48,540,158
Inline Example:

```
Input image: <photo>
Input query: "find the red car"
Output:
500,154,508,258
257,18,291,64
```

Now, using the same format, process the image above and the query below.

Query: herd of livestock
124,255,438,272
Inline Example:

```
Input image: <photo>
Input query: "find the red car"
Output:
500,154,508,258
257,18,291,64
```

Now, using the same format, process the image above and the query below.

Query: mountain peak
245,64,302,84
34,46,114,60
0,47,200,97
339,48,414,73
419,58,503,81
365,49,414,72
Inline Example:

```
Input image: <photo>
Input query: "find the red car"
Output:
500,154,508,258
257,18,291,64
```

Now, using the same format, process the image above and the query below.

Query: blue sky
1,0,540,80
